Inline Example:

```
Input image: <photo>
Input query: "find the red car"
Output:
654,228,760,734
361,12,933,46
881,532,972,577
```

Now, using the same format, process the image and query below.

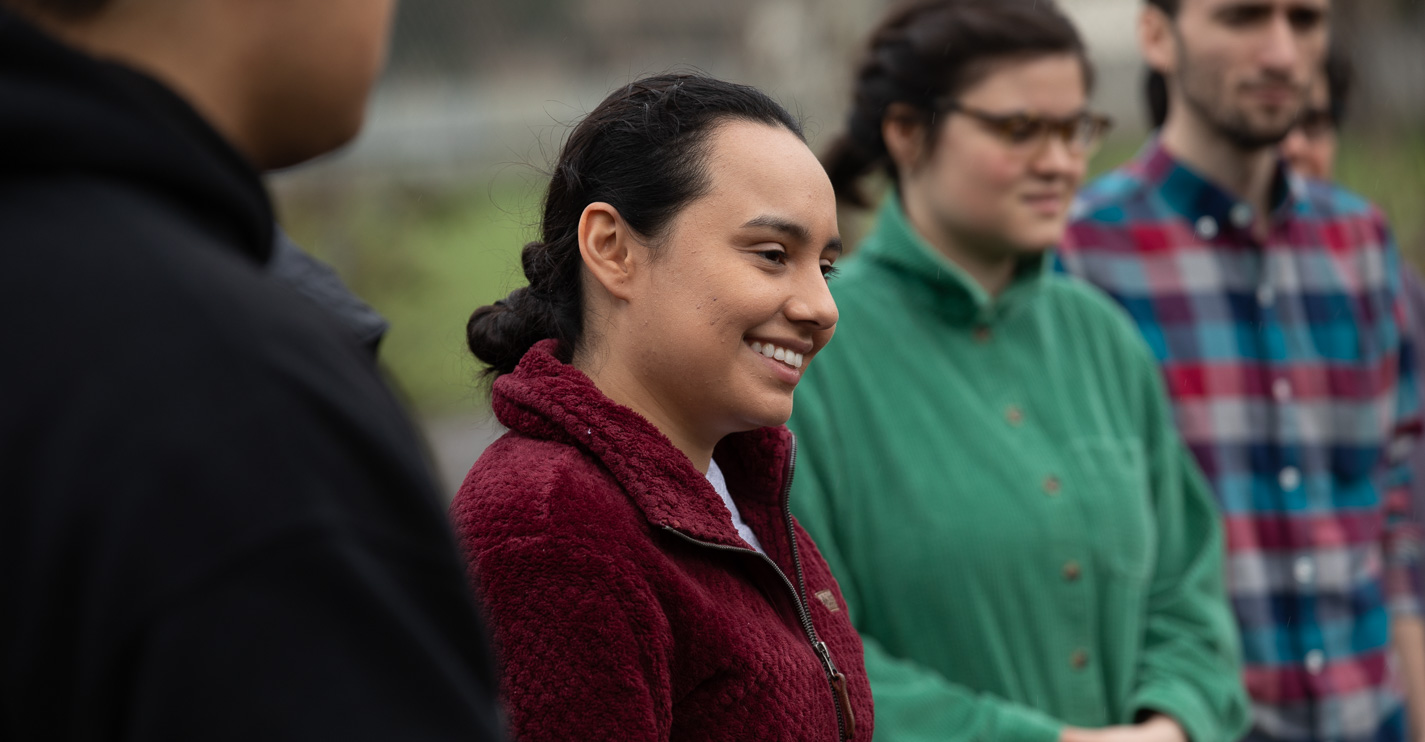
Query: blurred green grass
279,131,1424,415
281,179,544,416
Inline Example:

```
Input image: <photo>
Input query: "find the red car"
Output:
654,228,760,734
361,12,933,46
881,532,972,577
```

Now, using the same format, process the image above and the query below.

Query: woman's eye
1003,118,1041,143
757,248,788,264
821,263,840,280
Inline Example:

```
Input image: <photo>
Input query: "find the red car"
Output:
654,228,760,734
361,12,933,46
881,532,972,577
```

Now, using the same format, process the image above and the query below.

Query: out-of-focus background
272,0,1425,492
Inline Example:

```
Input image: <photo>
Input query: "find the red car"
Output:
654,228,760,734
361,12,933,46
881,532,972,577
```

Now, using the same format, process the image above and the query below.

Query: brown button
973,325,992,343
1043,476,1061,496
1071,649,1089,669
1062,561,1082,581
1005,405,1024,426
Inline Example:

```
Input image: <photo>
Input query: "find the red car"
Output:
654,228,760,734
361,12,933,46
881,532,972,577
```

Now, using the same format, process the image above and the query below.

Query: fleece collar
491,340,794,551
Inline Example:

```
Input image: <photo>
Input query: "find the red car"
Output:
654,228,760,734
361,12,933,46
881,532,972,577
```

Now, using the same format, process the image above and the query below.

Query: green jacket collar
858,193,1047,327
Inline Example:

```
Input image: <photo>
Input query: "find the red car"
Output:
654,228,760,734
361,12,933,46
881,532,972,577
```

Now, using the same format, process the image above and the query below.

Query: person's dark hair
1145,0,1180,17
1323,49,1353,128
1145,46,1353,129
823,0,1094,208
3,0,112,20
466,73,804,378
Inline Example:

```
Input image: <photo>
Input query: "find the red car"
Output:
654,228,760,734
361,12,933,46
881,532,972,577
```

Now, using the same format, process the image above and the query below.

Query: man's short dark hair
4,0,112,19
1146,0,1180,16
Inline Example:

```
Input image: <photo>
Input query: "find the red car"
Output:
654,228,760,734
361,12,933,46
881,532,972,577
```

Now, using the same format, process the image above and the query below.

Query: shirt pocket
1068,436,1156,581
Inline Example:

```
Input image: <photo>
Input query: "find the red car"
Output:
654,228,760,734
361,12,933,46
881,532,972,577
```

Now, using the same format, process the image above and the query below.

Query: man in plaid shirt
1061,1,1424,741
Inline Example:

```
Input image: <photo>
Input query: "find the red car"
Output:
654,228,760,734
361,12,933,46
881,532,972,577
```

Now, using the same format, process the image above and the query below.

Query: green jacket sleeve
790,393,1064,742
1125,345,1252,742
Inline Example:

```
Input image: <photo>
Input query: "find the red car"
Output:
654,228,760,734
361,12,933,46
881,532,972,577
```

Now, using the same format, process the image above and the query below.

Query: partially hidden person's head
3,0,397,170
1140,0,1330,152
824,0,1107,267
467,74,841,445
1279,48,1350,180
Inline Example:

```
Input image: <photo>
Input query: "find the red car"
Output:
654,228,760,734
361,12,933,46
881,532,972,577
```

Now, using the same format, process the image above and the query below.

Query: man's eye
821,264,840,280
1219,6,1271,26
1288,8,1324,31
758,248,788,264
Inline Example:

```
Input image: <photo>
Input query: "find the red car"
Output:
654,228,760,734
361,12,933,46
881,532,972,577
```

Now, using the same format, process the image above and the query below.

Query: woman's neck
573,346,715,473
901,195,1018,297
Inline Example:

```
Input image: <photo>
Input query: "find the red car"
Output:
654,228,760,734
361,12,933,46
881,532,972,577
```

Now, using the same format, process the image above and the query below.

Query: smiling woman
450,74,872,741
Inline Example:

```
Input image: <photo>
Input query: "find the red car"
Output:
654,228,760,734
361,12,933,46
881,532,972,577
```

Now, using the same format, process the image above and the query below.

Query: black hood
0,9,274,261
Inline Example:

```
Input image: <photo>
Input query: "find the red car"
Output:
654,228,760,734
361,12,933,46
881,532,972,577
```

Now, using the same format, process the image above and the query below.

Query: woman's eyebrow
742,215,810,242
741,215,843,254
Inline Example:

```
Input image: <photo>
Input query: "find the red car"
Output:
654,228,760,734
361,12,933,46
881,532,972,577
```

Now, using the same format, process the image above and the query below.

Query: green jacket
788,197,1250,742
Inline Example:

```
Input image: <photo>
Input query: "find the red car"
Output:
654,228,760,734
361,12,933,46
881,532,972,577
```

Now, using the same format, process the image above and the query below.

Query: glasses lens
1000,116,1043,145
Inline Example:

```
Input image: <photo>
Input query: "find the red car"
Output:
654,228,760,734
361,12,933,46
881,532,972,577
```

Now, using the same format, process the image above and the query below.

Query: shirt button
1257,284,1275,308
1071,649,1090,669
1273,378,1293,402
973,325,992,344
1230,203,1254,228
1294,556,1315,585
1006,405,1024,426
1305,649,1325,675
1195,215,1219,240
1279,466,1301,491
1043,476,1062,496
1062,561,1082,581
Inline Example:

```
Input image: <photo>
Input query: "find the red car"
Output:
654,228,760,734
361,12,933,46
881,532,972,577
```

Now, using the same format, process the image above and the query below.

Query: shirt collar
1130,136,1307,239
859,191,1048,327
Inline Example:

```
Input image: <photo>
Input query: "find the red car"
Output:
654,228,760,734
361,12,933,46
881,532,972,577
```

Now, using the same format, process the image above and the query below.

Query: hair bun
466,286,554,377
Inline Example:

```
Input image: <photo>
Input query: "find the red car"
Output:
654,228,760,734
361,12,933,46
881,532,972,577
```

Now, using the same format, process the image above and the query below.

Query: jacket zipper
658,435,854,740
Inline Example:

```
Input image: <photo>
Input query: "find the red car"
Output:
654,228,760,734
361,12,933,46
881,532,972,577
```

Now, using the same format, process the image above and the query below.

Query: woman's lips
750,340,804,369
748,340,806,385
1022,193,1067,216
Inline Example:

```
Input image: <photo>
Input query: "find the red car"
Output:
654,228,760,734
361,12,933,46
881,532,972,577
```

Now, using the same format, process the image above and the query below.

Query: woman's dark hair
467,73,804,378
823,0,1093,207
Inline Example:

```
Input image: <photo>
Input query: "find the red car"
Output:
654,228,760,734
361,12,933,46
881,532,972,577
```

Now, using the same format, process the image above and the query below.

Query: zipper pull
816,642,857,739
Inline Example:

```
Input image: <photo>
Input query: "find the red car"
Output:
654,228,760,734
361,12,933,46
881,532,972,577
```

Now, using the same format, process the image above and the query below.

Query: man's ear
578,202,639,302
1139,4,1178,77
881,103,929,173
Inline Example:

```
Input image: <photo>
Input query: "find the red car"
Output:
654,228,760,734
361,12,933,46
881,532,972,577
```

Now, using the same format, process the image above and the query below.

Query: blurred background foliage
273,0,1425,482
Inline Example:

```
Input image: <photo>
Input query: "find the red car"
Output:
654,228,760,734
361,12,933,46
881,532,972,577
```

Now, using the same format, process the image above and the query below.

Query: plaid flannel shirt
1060,140,1423,742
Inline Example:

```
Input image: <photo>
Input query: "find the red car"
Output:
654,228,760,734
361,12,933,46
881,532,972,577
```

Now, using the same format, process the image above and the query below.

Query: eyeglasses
935,100,1113,157
1293,107,1335,140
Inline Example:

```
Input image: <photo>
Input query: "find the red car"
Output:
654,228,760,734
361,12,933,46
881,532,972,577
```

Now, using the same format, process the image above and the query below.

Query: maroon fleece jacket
451,340,873,741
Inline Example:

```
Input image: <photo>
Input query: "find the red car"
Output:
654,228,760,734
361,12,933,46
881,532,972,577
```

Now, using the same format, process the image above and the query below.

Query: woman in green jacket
788,2,1250,741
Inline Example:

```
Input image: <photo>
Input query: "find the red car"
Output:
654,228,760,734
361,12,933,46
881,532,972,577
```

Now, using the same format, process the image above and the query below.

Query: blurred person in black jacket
0,1,504,739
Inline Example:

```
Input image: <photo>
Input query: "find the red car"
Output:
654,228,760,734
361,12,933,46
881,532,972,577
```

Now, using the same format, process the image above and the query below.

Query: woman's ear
578,202,638,302
881,103,929,173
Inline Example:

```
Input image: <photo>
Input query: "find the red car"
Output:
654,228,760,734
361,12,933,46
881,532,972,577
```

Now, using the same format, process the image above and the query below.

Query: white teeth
750,341,805,370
